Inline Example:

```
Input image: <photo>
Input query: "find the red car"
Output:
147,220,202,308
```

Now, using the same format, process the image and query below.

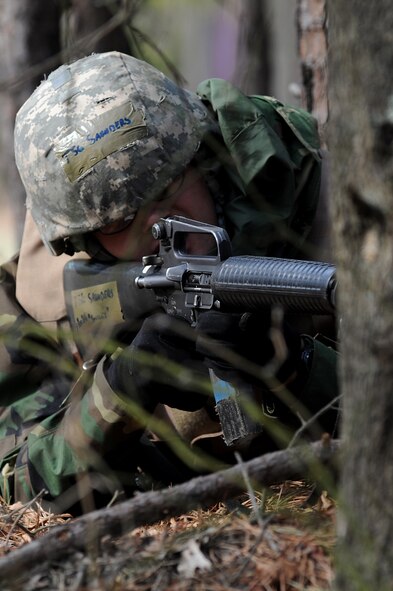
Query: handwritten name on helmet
55,104,147,182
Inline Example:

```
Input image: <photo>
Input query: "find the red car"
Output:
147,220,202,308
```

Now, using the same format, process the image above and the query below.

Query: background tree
61,0,133,61
296,0,328,144
0,0,61,241
0,0,134,245
329,1,393,588
232,0,271,95
0,0,301,257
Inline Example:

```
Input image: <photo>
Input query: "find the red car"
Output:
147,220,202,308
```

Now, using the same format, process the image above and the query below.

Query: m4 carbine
64,216,337,447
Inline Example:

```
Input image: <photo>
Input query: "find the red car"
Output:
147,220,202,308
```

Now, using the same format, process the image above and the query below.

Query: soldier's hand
195,310,301,388
105,314,208,411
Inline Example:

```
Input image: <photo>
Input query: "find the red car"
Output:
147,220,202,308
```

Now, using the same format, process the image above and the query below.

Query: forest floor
0,480,336,591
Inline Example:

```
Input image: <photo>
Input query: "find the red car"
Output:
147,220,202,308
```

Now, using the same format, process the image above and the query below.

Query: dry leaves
113,482,336,590
0,481,336,590
0,496,71,555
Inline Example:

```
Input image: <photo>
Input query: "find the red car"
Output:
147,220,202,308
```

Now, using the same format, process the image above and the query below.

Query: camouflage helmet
14,51,215,255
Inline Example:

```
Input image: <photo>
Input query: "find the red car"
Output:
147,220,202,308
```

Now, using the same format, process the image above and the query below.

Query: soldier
0,52,338,513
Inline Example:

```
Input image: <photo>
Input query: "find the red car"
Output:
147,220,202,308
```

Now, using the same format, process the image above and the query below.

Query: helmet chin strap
66,234,118,263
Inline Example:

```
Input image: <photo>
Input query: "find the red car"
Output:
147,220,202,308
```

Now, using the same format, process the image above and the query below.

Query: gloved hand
105,313,209,412
195,310,302,390
194,310,305,447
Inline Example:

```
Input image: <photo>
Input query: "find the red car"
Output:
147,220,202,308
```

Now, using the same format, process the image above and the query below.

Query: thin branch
234,451,264,527
288,395,342,449
4,490,47,544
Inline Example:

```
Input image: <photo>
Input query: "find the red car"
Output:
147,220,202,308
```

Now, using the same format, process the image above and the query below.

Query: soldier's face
94,166,218,260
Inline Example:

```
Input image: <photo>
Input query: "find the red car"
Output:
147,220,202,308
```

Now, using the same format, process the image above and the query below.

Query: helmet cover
14,51,215,254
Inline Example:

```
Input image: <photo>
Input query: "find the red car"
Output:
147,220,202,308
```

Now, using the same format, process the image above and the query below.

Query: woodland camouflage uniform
0,52,338,511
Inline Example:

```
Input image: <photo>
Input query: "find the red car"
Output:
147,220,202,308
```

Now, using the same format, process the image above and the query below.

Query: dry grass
122,481,335,590
0,481,336,590
0,497,72,555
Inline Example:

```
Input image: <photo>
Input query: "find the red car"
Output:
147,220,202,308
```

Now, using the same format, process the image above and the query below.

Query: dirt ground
0,480,336,591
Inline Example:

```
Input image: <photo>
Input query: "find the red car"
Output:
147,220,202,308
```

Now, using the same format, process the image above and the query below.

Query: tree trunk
328,1,393,589
0,0,133,247
232,0,271,95
297,0,328,143
61,0,134,62
0,0,61,243
297,0,332,272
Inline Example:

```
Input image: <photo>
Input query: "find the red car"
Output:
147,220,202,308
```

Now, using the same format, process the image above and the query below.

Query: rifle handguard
211,256,336,315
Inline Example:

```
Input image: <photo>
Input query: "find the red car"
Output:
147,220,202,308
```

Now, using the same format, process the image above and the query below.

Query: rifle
64,216,337,447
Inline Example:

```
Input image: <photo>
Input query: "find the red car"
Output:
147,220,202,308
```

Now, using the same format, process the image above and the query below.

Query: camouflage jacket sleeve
0,257,53,402
0,354,143,507
0,254,148,508
196,78,322,258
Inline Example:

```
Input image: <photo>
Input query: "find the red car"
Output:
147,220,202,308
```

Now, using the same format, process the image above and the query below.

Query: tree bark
0,0,61,243
297,0,328,144
0,439,339,584
0,0,134,247
61,0,134,62
328,2,393,589
232,0,271,95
